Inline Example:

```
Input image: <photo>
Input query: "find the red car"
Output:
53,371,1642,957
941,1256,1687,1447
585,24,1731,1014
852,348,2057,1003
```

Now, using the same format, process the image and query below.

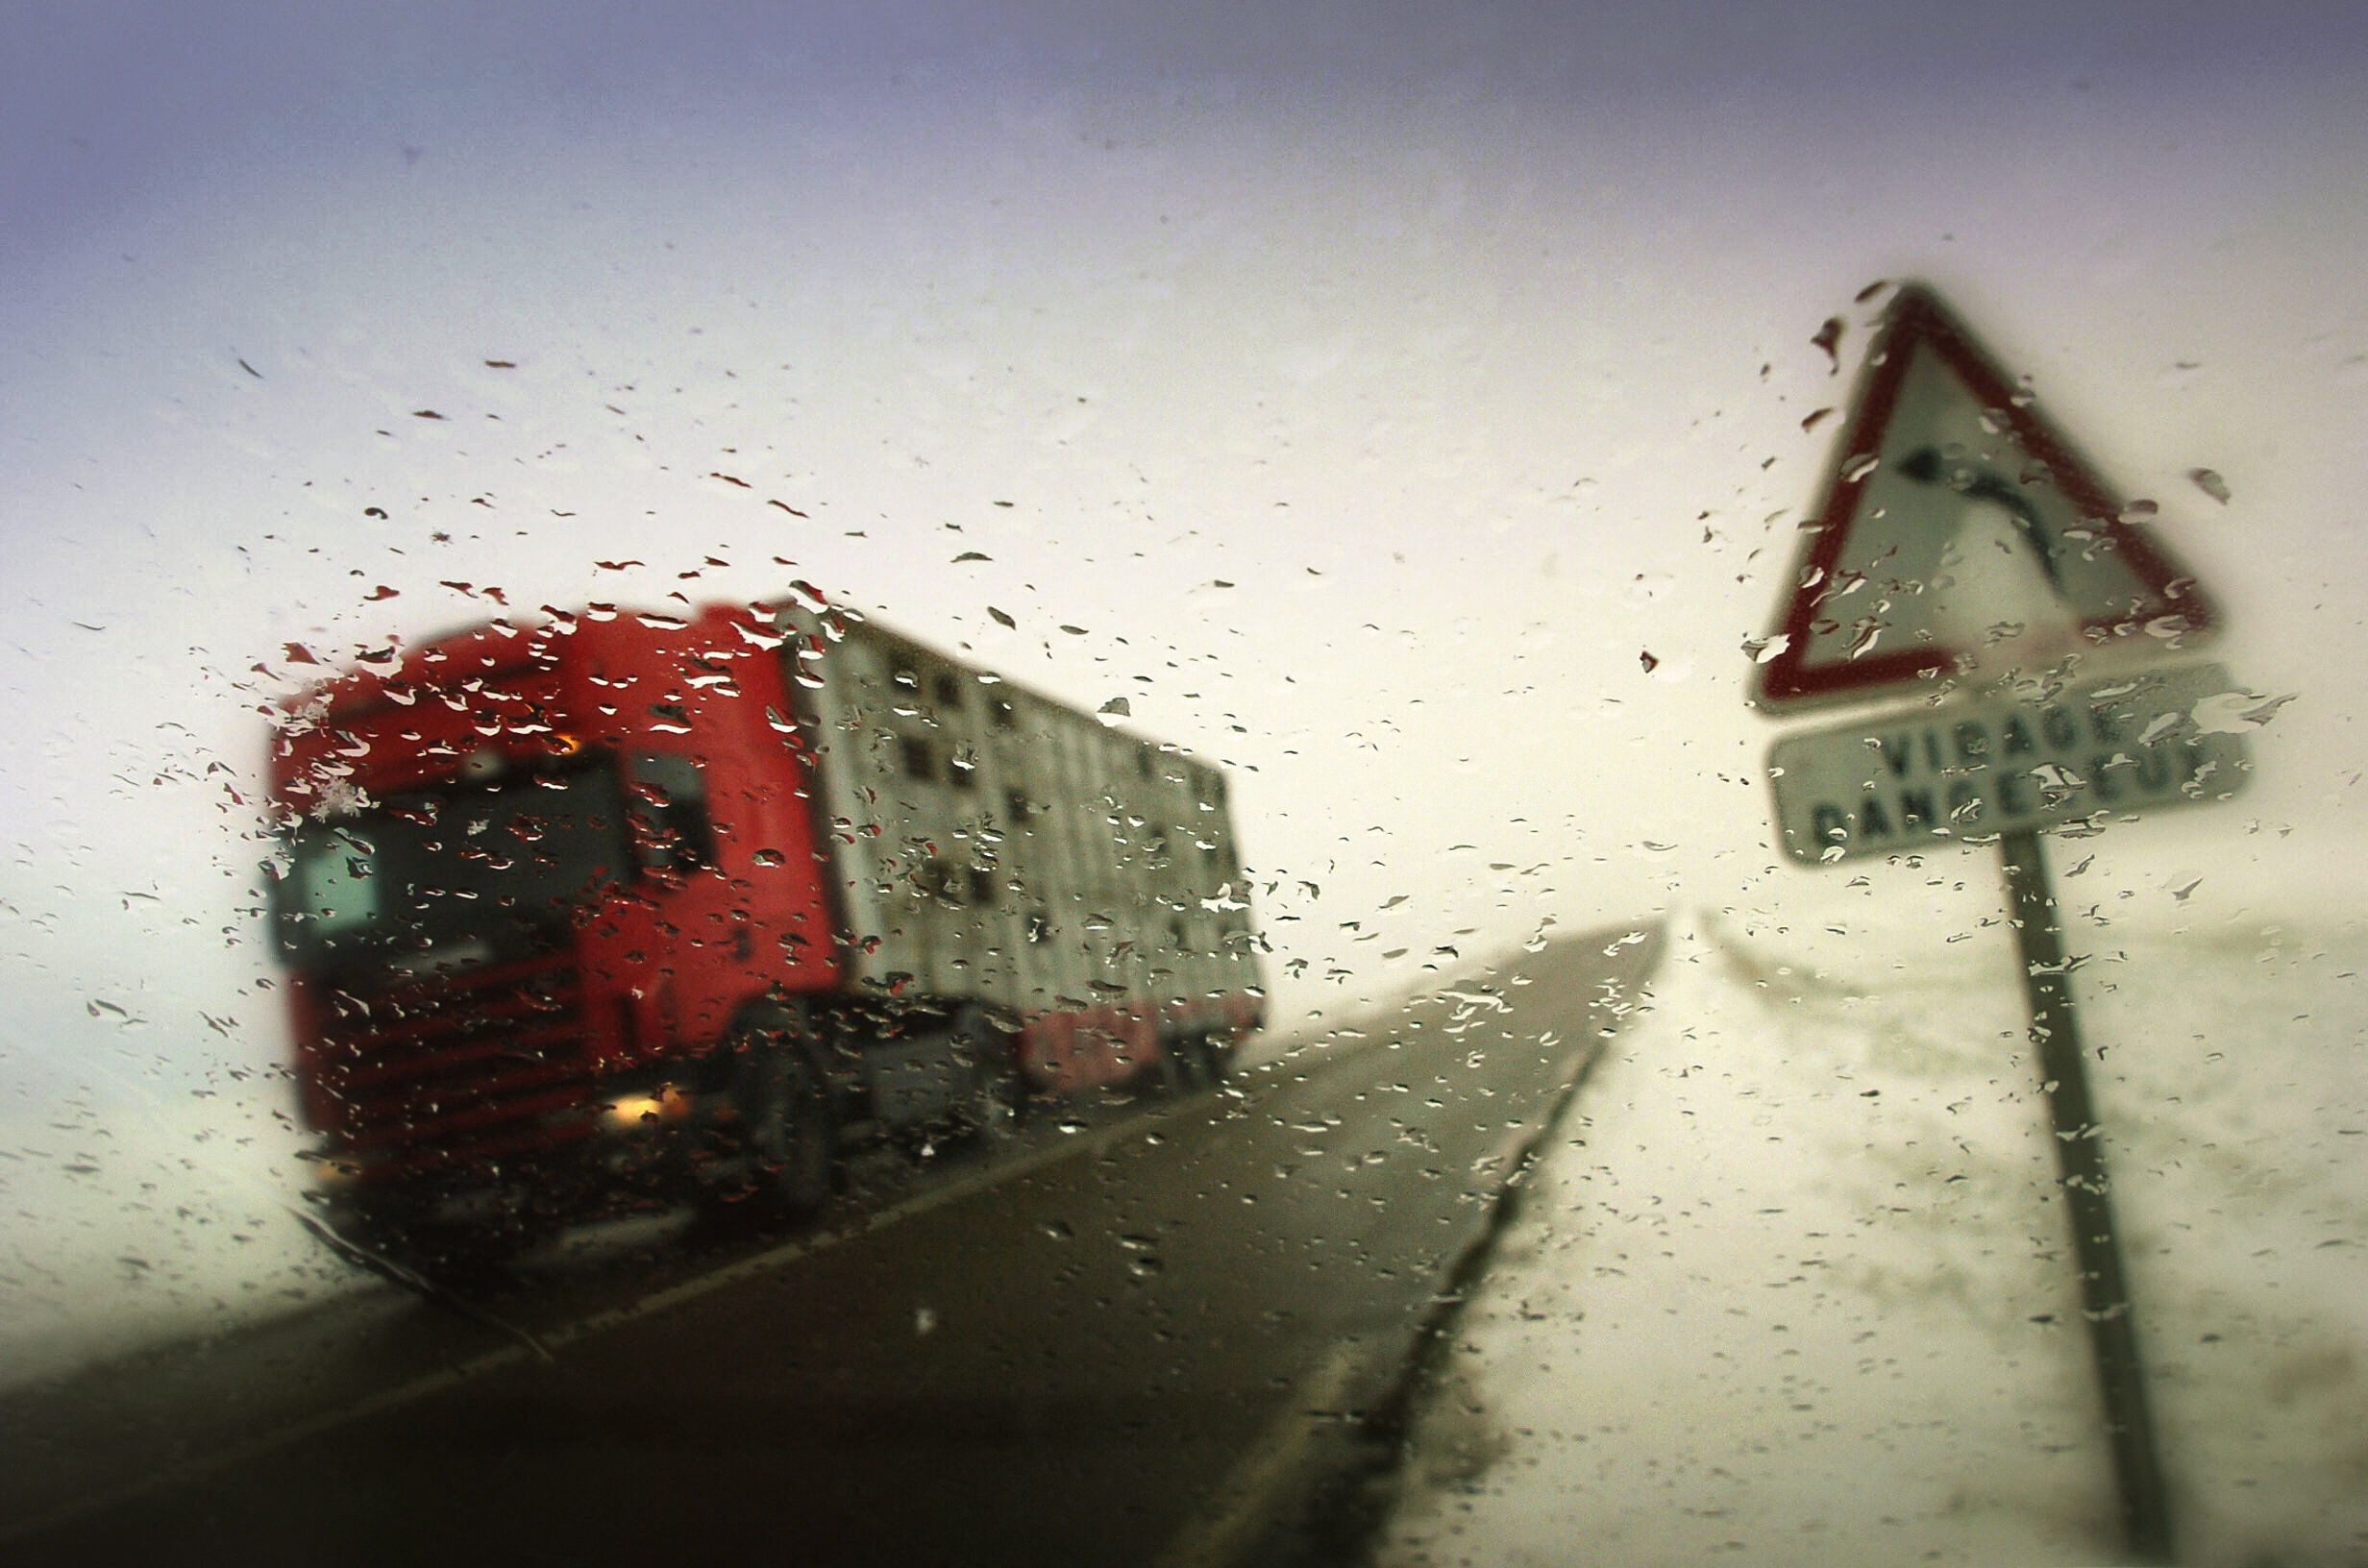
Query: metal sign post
1999,827,2174,1563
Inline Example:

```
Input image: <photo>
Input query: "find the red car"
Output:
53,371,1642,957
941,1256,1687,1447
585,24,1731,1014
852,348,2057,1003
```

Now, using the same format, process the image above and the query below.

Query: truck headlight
602,1084,691,1131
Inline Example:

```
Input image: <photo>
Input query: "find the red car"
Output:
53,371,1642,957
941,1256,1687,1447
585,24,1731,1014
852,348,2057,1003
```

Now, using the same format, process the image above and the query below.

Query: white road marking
1144,1335,1372,1568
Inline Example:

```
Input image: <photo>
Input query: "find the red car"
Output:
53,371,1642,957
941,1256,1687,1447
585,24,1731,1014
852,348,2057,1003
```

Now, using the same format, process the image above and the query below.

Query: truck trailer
266,594,1264,1253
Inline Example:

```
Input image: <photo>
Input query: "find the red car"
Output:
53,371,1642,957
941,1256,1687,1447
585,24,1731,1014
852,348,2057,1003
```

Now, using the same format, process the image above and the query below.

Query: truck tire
1166,1031,1221,1090
734,1044,838,1216
954,1006,1024,1144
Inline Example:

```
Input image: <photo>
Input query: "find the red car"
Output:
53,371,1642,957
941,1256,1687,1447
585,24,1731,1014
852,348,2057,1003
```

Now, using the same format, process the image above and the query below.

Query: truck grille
306,951,599,1178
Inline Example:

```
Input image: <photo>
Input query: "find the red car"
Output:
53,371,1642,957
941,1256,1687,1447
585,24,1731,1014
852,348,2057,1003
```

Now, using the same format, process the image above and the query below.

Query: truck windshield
272,757,632,970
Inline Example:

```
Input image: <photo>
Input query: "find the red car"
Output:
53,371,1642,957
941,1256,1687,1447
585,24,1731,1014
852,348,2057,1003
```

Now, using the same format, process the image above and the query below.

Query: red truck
266,594,1264,1257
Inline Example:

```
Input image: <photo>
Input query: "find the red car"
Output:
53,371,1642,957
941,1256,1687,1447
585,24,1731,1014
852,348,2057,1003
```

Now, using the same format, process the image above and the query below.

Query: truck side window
626,751,714,874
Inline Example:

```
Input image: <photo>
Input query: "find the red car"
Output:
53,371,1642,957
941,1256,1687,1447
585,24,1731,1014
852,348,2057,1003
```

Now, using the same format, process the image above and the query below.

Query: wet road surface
1,925,1663,1568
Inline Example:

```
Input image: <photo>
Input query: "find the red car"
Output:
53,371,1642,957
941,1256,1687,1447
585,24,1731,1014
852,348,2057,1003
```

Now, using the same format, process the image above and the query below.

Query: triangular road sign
1752,283,2219,711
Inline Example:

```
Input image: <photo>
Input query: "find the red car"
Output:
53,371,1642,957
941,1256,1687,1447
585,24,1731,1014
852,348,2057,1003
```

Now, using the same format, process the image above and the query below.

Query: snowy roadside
0,1085,361,1392
1372,909,2368,1567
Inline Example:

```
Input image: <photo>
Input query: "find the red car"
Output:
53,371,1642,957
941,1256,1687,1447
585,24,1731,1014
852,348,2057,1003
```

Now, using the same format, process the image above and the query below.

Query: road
0,924,1663,1568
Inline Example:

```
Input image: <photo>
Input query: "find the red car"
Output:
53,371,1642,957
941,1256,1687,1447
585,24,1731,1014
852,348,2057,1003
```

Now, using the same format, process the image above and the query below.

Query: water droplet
1811,316,1844,372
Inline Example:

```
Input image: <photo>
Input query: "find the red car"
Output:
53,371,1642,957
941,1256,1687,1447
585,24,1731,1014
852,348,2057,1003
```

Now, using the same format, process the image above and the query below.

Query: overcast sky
4,0,2366,1125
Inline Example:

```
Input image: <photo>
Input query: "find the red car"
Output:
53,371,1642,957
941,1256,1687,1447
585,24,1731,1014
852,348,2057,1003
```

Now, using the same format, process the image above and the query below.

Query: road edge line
1157,921,1667,1568
1142,1335,1374,1568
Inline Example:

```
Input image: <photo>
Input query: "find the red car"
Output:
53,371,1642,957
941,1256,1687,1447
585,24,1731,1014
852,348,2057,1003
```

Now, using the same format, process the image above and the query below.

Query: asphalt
0,923,1664,1568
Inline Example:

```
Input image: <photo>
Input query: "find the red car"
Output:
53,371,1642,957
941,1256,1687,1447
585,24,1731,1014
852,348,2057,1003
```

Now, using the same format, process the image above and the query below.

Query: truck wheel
1201,1029,1241,1083
1167,1032,1220,1090
955,1006,1024,1145
737,1047,837,1215
1153,1033,1196,1093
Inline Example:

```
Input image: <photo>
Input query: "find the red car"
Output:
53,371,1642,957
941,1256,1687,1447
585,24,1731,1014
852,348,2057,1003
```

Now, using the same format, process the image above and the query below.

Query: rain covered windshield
271,759,631,970
6,5,2367,1567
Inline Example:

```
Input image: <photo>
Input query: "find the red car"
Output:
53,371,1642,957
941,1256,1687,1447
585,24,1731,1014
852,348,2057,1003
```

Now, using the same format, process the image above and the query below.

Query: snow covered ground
0,1071,354,1390
1375,905,2368,1567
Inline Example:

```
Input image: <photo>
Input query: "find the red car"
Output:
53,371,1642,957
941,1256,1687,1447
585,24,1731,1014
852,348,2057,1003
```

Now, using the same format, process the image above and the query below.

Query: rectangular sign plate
1768,662,2253,865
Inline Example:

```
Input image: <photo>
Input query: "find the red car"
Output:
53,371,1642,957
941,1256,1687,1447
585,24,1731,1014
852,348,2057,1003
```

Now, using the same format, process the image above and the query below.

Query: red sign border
1752,283,2218,711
